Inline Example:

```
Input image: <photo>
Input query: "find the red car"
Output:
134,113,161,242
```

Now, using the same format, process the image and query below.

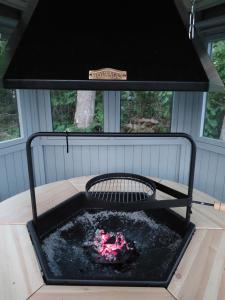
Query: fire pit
28,200,194,286
27,133,196,287
89,229,138,265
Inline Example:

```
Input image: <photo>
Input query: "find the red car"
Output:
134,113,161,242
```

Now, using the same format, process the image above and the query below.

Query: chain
189,0,196,40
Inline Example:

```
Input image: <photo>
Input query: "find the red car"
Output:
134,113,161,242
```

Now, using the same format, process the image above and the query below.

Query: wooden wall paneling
21,149,29,189
0,155,9,201
214,154,225,200
13,150,25,192
64,145,74,180
150,145,160,178
90,145,100,175
81,146,91,176
55,146,65,181
107,145,117,174
197,149,210,192
132,145,142,175
4,153,18,196
72,145,83,177
43,146,57,183
205,151,219,195
124,145,134,174
98,145,108,174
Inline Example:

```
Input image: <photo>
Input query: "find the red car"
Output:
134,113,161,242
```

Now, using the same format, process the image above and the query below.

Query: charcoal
42,210,183,281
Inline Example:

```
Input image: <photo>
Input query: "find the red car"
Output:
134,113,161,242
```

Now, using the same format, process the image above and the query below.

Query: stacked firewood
123,117,159,133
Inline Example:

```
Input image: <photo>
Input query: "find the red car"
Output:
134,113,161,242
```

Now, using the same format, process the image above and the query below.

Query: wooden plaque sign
89,68,127,80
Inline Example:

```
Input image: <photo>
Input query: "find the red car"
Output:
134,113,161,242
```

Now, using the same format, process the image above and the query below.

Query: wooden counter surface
0,176,225,300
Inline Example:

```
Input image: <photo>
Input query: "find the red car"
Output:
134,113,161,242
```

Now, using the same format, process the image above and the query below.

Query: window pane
203,40,225,140
121,91,173,133
0,89,20,142
0,33,8,76
51,91,104,132
0,33,20,142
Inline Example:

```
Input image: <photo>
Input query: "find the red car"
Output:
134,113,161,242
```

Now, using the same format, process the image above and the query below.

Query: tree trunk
220,114,225,140
74,91,96,129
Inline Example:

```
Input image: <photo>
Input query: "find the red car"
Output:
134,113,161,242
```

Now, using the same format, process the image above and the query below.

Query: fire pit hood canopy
2,0,224,91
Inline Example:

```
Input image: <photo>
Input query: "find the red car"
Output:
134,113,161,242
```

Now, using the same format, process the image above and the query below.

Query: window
203,40,225,140
50,91,104,132
121,91,173,133
0,33,21,142
0,33,8,75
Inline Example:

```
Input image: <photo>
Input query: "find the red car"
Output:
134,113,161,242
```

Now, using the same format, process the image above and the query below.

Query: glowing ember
93,229,133,262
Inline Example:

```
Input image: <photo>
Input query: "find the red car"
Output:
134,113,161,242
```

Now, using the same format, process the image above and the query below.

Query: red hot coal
93,229,134,262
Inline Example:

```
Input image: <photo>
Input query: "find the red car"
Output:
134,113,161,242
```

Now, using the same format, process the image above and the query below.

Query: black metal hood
2,0,224,91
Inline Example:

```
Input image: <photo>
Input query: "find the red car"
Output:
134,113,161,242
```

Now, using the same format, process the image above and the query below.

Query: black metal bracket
26,132,196,226
66,130,69,153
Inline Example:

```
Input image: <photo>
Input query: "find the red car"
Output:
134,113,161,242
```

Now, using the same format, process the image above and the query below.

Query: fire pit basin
27,192,195,287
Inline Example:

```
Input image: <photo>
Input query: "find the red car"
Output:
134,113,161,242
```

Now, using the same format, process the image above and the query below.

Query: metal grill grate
86,173,156,204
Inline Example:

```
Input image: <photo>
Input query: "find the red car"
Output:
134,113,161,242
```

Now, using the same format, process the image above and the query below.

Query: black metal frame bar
26,132,196,225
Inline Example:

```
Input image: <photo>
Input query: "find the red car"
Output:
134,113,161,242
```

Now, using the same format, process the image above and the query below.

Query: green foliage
121,91,173,133
0,89,20,141
0,39,7,55
0,38,8,77
51,91,104,132
51,90,76,131
51,90,172,133
204,40,225,139
0,34,20,142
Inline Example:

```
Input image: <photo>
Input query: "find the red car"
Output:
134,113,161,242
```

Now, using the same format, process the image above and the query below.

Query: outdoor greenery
0,35,20,142
203,40,225,139
0,88,20,141
51,90,172,133
121,91,173,133
51,91,104,132
0,38,7,76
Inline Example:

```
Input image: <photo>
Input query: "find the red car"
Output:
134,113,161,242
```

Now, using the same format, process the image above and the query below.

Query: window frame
195,16,225,151
104,91,120,133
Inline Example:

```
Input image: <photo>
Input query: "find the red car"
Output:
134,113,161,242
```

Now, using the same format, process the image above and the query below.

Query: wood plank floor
29,286,175,300
168,229,225,300
0,225,44,300
0,180,78,225
159,180,225,229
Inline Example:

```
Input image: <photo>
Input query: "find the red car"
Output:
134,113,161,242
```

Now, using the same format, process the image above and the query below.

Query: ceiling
183,0,225,11
0,0,29,36
1,0,225,12
0,0,28,11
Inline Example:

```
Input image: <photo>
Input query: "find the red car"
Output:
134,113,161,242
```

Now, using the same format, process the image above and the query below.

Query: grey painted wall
0,90,225,203
41,138,184,184
0,90,48,200
173,92,225,202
